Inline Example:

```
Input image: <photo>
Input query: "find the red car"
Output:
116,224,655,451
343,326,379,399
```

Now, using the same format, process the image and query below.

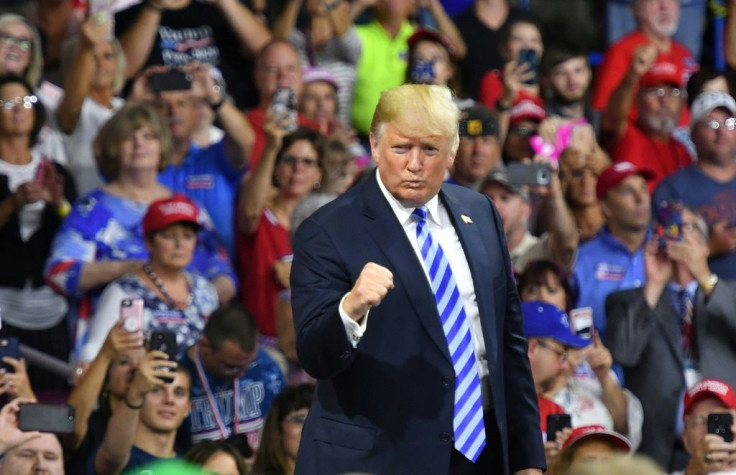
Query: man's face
692,108,736,165
202,339,258,381
156,90,198,143
601,174,651,233
528,338,569,393
682,398,735,456
481,182,530,242
453,135,500,186
634,0,680,37
547,57,591,104
0,433,64,475
255,43,302,107
637,84,685,136
371,121,454,207
139,370,192,434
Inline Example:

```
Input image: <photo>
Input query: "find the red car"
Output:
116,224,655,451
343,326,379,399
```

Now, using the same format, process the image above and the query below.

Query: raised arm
117,1,168,79
214,0,272,57
273,0,302,40
540,165,579,270
421,0,467,59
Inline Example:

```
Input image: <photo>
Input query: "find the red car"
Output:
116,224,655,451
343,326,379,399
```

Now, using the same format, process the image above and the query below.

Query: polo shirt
352,20,415,135
573,226,649,338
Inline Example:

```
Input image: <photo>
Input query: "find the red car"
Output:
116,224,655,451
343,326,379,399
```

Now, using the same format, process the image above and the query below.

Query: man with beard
541,46,598,132
593,0,698,124
601,53,692,192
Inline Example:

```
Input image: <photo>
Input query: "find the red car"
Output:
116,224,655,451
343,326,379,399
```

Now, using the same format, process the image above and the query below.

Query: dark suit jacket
605,281,736,470
290,174,545,474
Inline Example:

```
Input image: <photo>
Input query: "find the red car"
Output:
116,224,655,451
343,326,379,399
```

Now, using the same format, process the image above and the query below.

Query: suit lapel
655,293,685,367
361,176,452,364
440,187,497,369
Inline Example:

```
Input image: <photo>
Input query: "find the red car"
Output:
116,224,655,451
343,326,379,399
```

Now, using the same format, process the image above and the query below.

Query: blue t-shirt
573,226,649,338
653,165,736,279
158,139,243,258
183,347,284,449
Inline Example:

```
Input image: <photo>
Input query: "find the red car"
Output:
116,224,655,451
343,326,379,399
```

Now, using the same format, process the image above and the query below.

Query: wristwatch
701,274,719,293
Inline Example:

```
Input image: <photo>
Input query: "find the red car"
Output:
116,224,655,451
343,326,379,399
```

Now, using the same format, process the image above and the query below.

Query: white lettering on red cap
159,202,195,217
613,162,636,172
692,379,730,397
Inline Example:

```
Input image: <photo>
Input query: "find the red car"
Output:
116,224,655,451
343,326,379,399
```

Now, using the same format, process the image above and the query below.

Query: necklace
143,264,193,309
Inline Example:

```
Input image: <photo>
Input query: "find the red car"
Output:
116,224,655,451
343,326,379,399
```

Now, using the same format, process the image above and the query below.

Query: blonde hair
0,14,43,88
60,36,127,94
370,84,460,153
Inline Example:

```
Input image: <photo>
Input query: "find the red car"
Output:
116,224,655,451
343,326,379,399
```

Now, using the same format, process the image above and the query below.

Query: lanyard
193,345,241,439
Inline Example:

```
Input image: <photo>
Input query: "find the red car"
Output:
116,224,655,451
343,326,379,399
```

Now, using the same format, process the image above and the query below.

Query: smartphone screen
18,404,75,434
120,298,144,333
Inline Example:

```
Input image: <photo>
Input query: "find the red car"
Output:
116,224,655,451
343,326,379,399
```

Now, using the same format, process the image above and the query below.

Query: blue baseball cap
522,301,591,349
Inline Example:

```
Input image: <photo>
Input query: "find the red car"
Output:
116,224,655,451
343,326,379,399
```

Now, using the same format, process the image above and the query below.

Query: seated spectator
593,0,697,124
57,14,126,195
113,0,271,108
253,383,314,475
81,194,218,362
558,146,609,243
274,0,359,128
653,91,736,280
136,63,255,259
0,73,76,394
540,44,598,131
503,98,546,163
455,0,530,99
446,104,501,188
64,322,145,474
183,439,248,475
601,53,692,192
573,162,655,338
479,17,544,113
405,28,459,94
90,351,190,474
237,124,325,346
181,304,284,449
606,207,736,471
45,103,235,363
677,379,736,475
518,260,643,451
480,166,577,273
552,425,632,475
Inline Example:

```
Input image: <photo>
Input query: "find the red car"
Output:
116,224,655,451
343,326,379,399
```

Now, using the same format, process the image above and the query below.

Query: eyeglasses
0,95,37,110
0,34,31,51
701,118,736,131
279,155,318,168
536,340,568,362
284,413,308,425
641,87,686,99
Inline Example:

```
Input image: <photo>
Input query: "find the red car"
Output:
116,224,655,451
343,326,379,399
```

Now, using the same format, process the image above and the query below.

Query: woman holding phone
0,73,76,394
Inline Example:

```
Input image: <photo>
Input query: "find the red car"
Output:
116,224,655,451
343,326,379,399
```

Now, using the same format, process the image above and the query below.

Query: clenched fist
343,263,394,322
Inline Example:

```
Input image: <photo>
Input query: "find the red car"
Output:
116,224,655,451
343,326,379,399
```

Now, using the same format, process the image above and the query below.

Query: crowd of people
0,0,734,473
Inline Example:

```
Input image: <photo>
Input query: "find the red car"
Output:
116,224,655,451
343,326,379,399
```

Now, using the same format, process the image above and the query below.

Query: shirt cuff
339,292,369,348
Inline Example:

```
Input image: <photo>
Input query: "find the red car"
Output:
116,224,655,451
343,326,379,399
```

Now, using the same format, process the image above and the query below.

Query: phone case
271,88,298,132
0,338,20,372
518,49,539,85
655,201,684,250
707,413,734,442
506,162,552,187
120,298,144,332
151,71,191,93
149,331,177,383
546,414,571,442
18,404,75,434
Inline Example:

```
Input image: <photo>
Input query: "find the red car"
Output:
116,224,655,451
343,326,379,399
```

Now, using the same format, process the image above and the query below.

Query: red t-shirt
592,31,698,124
537,395,566,435
477,70,541,110
609,122,693,192
236,207,292,338
246,108,320,170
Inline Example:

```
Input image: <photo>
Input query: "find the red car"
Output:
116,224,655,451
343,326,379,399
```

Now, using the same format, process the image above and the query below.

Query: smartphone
507,162,552,187
518,48,539,86
87,0,114,40
270,88,298,132
708,413,734,442
410,59,435,84
151,70,192,93
569,307,593,340
120,298,144,333
0,337,20,372
149,331,177,384
546,414,572,442
655,200,684,251
18,404,75,434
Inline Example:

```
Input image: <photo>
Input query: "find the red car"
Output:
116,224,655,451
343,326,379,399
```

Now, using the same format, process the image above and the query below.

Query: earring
313,180,321,190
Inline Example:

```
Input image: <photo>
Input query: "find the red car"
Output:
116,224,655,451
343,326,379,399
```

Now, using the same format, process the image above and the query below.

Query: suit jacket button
440,431,453,443
442,376,453,388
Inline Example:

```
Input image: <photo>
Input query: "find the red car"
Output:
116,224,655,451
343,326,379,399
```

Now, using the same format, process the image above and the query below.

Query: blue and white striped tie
412,206,486,462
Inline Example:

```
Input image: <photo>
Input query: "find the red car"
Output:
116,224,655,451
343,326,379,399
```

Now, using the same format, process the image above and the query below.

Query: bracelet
144,2,164,12
210,96,226,112
123,392,145,410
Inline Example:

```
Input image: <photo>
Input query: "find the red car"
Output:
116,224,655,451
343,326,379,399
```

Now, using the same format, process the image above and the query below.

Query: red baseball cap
508,97,546,129
684,379,736,417
595,161,656,200
562,425,632,453
408,28,457,61
639,57,686,89
142,194,202,235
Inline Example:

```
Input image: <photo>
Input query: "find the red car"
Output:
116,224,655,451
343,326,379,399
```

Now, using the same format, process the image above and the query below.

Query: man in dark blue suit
290,84,545,474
